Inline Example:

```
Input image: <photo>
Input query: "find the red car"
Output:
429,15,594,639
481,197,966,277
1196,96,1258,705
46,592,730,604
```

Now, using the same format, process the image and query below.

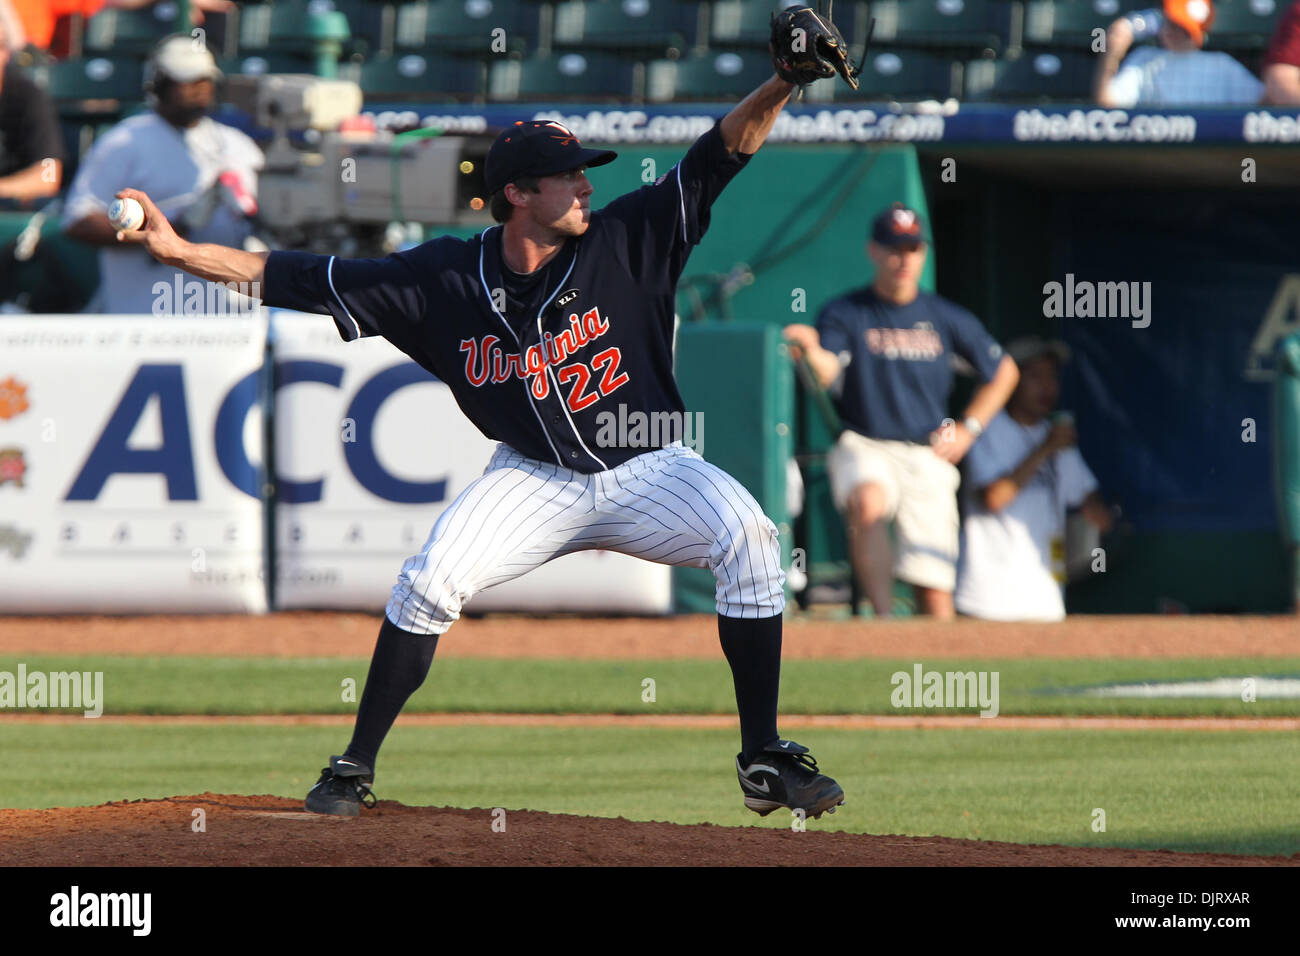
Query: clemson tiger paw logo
0,377,29,420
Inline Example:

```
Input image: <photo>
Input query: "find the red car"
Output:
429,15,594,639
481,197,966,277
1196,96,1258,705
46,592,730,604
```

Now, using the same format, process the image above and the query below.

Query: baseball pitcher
113,6,863,821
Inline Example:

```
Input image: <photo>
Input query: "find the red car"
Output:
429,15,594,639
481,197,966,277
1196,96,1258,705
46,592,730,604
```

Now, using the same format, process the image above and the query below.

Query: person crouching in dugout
954,337,1116,621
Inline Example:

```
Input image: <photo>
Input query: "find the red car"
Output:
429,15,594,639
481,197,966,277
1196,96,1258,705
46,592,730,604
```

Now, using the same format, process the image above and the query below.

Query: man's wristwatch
962,416,984,438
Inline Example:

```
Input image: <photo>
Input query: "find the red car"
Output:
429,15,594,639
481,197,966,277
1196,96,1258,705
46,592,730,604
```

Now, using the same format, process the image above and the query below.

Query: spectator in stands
955,338,1114,621
0,16,63,202
1263,1,1300,104
1095,0,1263,106
2,1,100,52
783,204,1019,619
62,33,262,313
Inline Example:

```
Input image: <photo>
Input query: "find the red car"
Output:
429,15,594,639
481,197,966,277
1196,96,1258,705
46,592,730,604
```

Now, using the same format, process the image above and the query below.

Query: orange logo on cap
891,209,920,235
541,121,579,146
0,377,29,420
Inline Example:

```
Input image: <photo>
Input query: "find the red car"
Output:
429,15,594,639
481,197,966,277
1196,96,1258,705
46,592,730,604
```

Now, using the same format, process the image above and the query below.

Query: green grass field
5,652,1298,856
2,655,1298,717
4,722,1297,856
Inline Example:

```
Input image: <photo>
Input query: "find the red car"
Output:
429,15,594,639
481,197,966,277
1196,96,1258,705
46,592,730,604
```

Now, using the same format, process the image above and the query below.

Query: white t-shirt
63,112,264,315
1106,47,1263,107
955,412,1098,622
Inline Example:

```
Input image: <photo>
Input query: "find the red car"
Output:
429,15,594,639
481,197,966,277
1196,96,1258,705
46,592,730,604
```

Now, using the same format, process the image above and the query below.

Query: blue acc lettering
66,361,448,504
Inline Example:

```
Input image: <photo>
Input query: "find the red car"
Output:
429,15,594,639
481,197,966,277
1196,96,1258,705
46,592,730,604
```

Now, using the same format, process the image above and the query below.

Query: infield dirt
0,612,1296,659
1,794,1296,867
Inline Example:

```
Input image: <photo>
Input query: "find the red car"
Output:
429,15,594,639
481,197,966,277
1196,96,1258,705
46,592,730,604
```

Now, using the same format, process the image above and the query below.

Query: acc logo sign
0,447,26,489
0,524,33,558
0,377,29,420
0,448,26,488
64,362,449,505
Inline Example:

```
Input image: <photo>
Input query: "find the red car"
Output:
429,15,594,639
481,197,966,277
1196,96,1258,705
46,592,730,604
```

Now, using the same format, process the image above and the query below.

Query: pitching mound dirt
1,795,1294,867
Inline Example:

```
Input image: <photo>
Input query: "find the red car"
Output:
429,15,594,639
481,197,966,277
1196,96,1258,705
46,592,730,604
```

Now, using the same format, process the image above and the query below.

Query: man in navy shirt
113,75,847,821
785,204,1019,618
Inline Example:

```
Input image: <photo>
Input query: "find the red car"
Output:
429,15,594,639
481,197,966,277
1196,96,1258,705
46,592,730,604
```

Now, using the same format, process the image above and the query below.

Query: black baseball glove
769,2,867,92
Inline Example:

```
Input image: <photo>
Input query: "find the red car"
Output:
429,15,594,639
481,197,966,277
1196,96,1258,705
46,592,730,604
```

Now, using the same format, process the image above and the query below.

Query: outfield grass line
3,713,1299,730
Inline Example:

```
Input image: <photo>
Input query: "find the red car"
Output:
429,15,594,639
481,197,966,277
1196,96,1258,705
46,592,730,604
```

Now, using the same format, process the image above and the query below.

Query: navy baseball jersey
816,288,1003,443
262,119,750,472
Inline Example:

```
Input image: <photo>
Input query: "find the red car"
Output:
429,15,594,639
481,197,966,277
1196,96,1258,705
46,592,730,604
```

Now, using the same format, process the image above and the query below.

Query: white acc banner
270,312,671,614
0,317,268,613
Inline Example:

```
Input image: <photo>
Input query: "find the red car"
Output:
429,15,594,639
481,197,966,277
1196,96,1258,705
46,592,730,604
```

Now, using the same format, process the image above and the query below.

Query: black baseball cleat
305,755,377,817
736,740,845,819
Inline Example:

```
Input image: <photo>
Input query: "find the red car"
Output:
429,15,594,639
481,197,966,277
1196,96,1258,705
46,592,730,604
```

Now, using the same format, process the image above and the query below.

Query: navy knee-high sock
343,617,439,772
718,612,782,764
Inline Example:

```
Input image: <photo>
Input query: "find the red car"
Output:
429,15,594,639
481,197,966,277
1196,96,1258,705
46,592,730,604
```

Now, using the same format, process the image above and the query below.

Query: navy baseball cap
485,120,618,195
871,203,930,246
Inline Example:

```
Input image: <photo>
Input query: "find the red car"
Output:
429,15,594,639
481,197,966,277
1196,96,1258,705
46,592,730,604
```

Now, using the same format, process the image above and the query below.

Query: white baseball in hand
108,197,145,232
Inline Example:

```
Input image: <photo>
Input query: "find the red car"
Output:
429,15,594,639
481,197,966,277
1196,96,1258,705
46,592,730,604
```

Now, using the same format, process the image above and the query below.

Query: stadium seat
709,0,876,50
646,49,780,99
488,52,641,99
329,0,398,57
218,53,320,77
707,0,774,48
834,48,957,98
1204,0,1287,52
43,57,146,105
551,0,693,56
1022,0,1121,48
866,0,1010,55
83,4,184,54
349,52,484,98
393,0,540,55
240,0,353,54
963,49,1094,100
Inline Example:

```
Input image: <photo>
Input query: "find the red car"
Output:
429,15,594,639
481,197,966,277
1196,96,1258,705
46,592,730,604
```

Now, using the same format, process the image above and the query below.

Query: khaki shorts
827,430,961,592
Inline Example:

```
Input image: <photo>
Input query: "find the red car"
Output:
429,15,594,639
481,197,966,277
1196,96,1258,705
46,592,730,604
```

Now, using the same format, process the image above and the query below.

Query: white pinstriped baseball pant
386,442,786,634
